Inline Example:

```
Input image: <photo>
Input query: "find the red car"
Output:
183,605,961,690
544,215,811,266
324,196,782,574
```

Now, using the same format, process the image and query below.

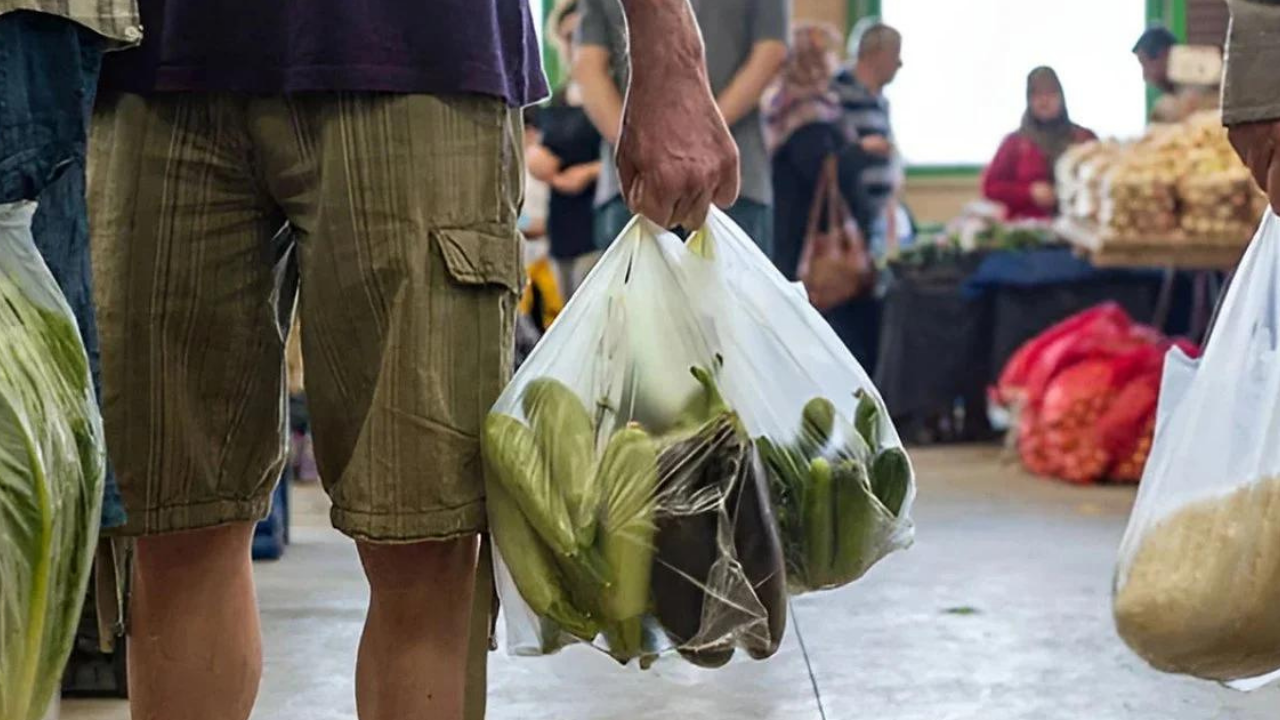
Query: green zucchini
854,390,881,450
799,397,836,456
802,457,836,588
829,459,894,586
871,447,912,518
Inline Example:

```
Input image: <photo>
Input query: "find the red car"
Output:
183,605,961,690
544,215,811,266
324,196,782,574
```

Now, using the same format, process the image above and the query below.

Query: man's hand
1229,121,1280,214
860,135,893,157
1030,181,1057,210
551,162,601,195
526,144,563,184
615,0,740,229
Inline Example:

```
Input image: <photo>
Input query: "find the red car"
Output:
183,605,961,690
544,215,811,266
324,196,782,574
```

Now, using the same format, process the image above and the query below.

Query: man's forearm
716,41,788,127
1223,0,1280,124
619,0,708,96
574,47,625,145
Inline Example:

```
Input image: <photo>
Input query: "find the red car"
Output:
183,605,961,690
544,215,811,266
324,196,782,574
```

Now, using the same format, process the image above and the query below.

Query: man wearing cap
1133,25,1218,123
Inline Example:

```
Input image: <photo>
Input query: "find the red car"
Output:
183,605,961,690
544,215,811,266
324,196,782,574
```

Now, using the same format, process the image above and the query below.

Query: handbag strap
806,155,840,238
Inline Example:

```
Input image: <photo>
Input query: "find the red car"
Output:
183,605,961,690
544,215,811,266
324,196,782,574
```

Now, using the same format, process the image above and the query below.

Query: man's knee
358,534,480,597
135,522,256,579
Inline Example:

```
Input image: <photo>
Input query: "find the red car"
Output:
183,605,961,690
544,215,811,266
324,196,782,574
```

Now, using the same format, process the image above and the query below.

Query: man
832,20,904,252
87,1,737,720
1133,25,1217,123
576,0,788,254
1224,0,1280,213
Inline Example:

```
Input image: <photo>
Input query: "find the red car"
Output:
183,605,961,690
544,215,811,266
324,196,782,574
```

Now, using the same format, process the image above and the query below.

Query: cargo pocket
432,225,524,295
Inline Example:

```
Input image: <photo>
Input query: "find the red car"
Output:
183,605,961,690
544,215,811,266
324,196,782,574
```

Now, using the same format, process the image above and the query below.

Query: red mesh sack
998,303,1133,408
1025,359,1119,484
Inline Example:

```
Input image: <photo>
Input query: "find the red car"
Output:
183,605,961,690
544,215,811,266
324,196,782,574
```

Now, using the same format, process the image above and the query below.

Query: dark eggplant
651,417,734,649
730,447,789,660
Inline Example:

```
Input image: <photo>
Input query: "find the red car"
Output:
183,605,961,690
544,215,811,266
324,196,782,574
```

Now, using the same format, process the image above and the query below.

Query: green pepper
522,378,598,547
596,425,660,662
482,414,576,557
485,478,597,641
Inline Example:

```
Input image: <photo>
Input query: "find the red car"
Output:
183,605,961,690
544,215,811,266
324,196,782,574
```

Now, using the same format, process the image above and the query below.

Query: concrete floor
62,446,1278,720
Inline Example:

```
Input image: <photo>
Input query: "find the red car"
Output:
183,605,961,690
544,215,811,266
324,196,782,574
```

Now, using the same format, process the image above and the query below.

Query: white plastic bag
1114,210,1280,687
484,210,914,667
0,202,106,720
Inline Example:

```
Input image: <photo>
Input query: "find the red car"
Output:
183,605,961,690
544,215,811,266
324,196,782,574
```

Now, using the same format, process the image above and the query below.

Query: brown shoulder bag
797,155,875,310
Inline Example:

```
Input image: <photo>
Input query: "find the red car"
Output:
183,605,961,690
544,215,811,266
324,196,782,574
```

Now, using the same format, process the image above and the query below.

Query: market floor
62,445,1277,720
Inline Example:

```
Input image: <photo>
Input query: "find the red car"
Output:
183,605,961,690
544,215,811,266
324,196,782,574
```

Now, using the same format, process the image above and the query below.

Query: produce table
1055,218,1237,337
1054,217,1247,271
875,247,1167,437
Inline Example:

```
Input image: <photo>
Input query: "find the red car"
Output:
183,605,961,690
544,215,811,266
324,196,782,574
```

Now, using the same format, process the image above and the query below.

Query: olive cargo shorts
89,92,523,542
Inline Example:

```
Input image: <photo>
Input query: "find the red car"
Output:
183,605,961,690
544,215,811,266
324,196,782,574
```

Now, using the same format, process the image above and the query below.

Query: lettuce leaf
0,207,106,720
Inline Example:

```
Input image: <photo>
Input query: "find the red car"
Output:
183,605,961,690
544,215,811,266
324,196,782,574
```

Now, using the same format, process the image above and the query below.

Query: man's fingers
676,187,713,231
634,177,679,228
712,161,740,209
617,151,638,204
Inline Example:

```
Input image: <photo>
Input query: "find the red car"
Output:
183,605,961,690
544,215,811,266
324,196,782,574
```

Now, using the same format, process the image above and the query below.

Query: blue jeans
594,195,774,258
0,11,124,528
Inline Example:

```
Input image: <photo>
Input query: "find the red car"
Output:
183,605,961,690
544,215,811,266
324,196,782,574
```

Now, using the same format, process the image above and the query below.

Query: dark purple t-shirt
100,0,548,106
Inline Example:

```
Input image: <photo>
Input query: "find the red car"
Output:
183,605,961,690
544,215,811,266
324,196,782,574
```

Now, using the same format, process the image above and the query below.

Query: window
881,0,1150,167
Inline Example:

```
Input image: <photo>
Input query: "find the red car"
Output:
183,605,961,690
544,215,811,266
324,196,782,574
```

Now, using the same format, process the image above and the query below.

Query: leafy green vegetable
0,231,106,720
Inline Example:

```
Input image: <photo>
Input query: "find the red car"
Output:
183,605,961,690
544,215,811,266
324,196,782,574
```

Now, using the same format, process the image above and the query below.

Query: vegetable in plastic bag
0,202,106,720
485,210,912,666
759,389,913,593
1114,211,1280,687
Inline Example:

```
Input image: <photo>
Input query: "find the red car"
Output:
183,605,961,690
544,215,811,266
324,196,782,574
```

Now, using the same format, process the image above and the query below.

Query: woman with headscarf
983,67,1097,220
766,22,875,282
765,22,881,371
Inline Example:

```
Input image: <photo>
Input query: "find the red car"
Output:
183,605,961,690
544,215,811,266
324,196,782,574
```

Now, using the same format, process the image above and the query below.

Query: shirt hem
0,4,140,46
103,62,550,107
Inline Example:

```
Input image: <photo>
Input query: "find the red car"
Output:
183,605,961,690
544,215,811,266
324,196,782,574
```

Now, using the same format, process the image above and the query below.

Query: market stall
1056,111,1265,261
874,219,1168,441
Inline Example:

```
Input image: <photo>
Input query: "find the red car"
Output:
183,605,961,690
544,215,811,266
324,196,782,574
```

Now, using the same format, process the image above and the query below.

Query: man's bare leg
129,522,263,720
355,536,479,720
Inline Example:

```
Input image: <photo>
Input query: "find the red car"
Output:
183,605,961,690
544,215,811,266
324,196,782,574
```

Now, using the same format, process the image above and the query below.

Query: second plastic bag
0,202,107,720
484,210,915,667
1114,210,1280,688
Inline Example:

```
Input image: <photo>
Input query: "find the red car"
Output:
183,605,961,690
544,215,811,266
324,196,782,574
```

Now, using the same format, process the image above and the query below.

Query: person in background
87,0,739,719
1224,0,1280,214
983,67,1097,221
527,0,605,300
766,21,871,281
517,108,557,366
0,5,139,535
521,108,552,244
1133,25,1217,123
576,0,789,253
832,19,907,258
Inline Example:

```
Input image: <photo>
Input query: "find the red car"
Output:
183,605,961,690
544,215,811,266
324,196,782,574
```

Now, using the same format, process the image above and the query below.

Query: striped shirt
1,0,140,45
832,68,897,211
